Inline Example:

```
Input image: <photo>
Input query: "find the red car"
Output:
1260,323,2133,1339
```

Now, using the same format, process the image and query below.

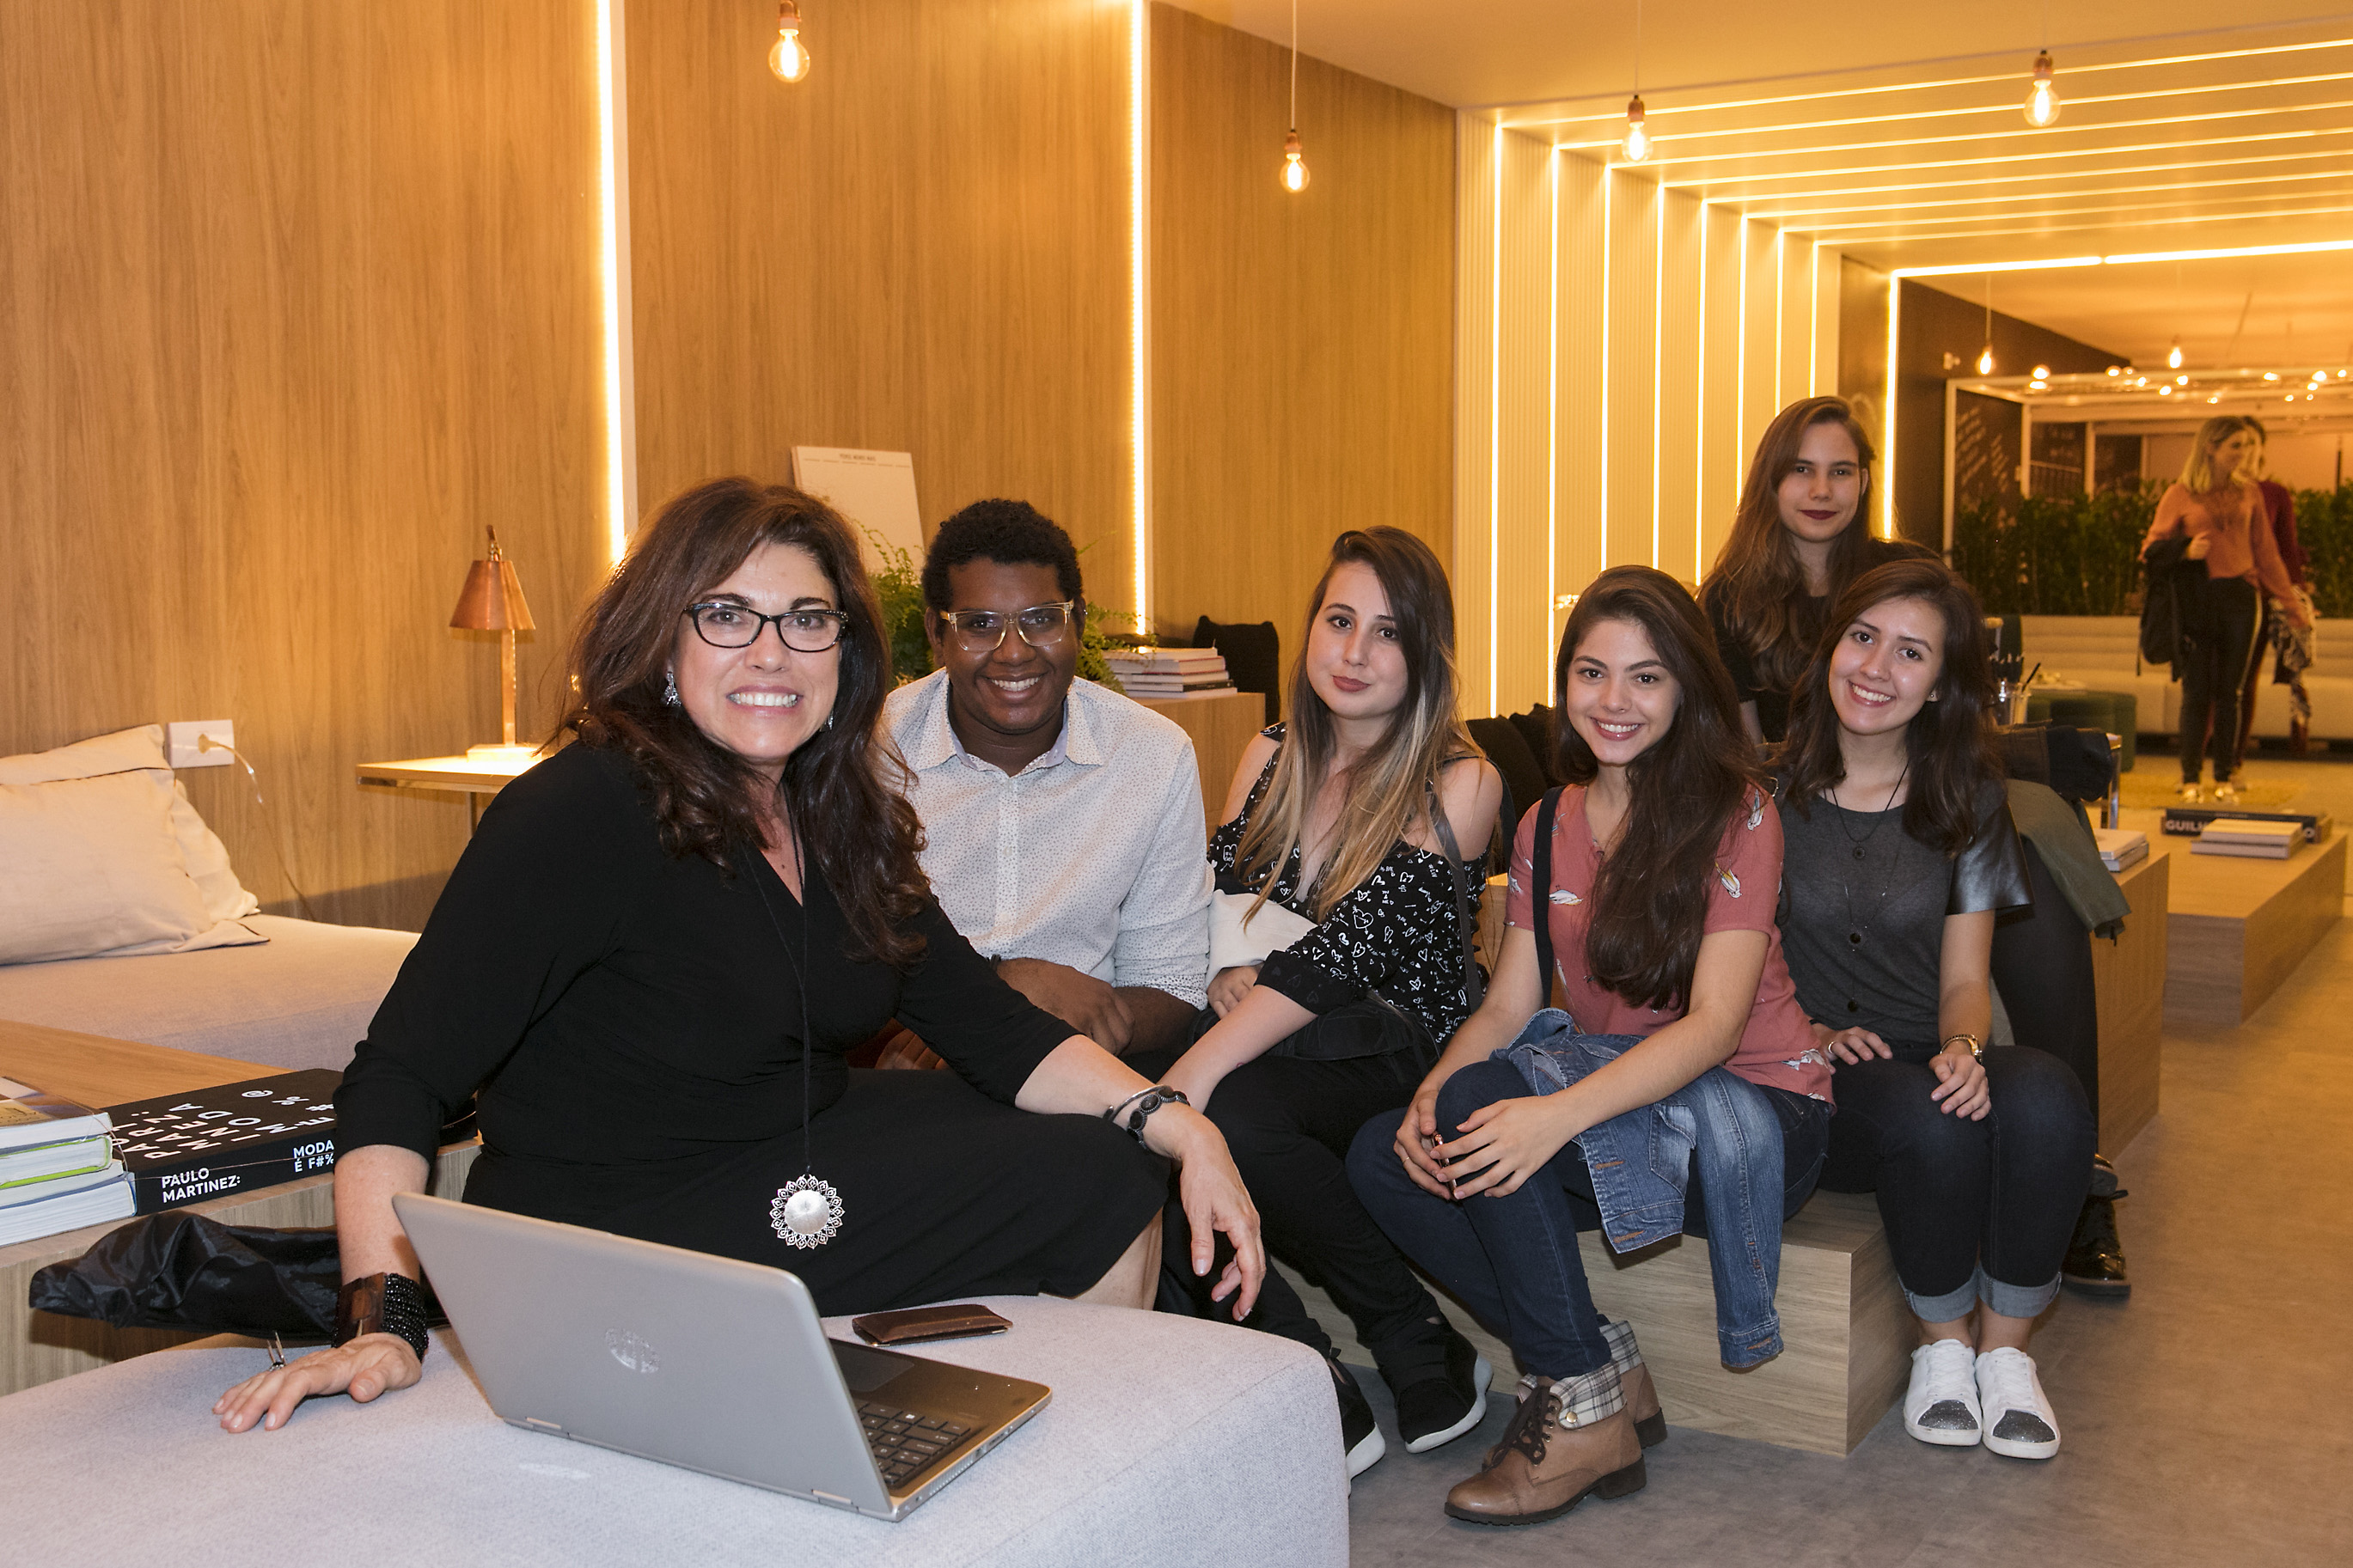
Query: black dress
336,742,1165,1315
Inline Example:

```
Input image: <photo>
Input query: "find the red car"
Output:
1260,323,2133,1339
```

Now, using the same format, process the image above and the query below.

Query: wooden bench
0,1019,476,1398
1288,1186,1909,1457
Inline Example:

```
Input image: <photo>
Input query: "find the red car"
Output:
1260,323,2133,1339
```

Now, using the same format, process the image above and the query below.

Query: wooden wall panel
0,1,610,932
626,0,1132,613
1148,5,1453,656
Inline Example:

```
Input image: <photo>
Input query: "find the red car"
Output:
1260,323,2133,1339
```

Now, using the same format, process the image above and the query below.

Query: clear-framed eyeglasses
684,601,849,651
938,601,1076,656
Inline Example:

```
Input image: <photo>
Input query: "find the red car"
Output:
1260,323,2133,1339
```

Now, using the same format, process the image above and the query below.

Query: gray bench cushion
0,914,413,1071
0,1295,1346,1566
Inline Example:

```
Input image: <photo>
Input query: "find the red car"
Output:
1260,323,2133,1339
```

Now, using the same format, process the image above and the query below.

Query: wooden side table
356,752,543,830
0,1020,476,1396
1134,689,1264,828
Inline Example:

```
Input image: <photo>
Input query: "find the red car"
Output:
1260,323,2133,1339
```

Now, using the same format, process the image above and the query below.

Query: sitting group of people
214,394,2123,1528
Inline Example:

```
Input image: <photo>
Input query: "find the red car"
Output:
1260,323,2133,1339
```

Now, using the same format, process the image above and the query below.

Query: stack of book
1105,646,1233,698
0,1077,135,1247
2093,827,2148,873
107,1068,342,1214
2160,805,2331,843
2190,818,2302,860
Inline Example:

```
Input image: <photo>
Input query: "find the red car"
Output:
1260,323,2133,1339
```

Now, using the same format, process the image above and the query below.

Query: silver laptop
392,1193,1050,1521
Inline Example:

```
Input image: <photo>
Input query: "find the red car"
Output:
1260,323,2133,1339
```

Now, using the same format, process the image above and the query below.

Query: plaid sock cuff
1546,1363,1625,1428
1598,1317,1644,1372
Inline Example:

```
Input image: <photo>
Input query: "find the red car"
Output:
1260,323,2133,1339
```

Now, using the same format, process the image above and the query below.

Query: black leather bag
29,1211,343,1337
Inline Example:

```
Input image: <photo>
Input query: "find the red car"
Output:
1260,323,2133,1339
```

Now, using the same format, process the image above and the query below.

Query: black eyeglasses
684,601,849,652
937,601,1076,656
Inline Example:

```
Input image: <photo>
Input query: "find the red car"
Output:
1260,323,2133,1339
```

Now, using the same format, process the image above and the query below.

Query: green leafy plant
1947,479,2352,619
860,526,1138,691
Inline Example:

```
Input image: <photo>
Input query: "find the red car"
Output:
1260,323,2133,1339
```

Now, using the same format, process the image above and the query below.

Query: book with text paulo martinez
106,1070,342,1215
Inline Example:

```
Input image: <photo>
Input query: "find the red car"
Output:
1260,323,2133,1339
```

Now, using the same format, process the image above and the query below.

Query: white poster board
791,448,924,570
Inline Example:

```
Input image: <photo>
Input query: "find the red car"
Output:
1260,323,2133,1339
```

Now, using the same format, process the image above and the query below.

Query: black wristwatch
333,1272,431,1362
1103,1085,1190,1144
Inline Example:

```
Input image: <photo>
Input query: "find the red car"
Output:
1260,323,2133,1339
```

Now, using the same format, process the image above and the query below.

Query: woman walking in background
2142,415,2310,802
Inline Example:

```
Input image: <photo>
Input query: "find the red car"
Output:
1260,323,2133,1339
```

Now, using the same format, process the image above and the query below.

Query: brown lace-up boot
1443,1369,1646,1526
1599,1317,1667,1448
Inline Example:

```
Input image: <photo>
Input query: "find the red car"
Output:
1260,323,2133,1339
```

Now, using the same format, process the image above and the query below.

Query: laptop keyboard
858,1401,974,1490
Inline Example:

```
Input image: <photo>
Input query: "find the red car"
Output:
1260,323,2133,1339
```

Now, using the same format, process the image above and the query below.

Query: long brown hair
1776,558,1999,856
564,477,928,967
1553,567,1757,1013
1701,395,1883,694
2180,413,2253,493
1236,528,1479,920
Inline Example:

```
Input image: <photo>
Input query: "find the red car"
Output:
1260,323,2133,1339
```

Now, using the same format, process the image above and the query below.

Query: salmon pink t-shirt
1504,784,1830,1103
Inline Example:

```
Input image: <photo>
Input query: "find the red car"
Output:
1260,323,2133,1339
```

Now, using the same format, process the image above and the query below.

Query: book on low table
2189,819,2301,859
105,1069,342,1214
0,1082,134,1243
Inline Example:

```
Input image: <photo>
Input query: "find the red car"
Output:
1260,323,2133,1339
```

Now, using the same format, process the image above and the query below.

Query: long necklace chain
1834,761,1910,993
748,793,845,1248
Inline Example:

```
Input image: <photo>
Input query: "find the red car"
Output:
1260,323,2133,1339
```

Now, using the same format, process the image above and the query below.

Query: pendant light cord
1288,0,1299,131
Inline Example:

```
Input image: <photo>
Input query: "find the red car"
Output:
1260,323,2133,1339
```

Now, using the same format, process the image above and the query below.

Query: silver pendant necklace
1831,760,1909,1017
749,799,845,1249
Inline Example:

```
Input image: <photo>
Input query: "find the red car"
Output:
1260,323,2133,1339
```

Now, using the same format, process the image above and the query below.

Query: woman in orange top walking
2139,416,2311,801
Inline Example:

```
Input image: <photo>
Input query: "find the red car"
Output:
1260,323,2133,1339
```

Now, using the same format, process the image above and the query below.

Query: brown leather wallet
849,1303,1014,1345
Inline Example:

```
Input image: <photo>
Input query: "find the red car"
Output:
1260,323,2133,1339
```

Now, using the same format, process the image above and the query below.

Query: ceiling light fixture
2025,50,2061,127
2032,364,2051,379
1281,0,1308,192
767,1,810,84
1623,2,1650,162
1977,275,1995,375
2168,339,2185,369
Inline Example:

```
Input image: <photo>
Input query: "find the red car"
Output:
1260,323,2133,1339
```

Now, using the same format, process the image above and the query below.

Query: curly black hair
920,498,1084,612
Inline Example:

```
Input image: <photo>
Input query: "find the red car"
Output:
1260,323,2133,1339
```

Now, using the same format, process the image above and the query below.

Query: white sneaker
1976,1347,2062,1460
1903,1339,1983,1447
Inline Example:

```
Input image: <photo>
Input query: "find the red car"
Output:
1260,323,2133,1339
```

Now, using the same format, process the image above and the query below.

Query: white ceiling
1167,3,2353,380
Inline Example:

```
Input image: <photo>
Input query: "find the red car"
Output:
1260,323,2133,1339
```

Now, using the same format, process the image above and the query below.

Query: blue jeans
1348,1024,1829,1377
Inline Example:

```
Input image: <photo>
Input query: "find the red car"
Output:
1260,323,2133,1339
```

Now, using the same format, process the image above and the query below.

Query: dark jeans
1816,1044,2095,1321
2177,575,2261,783
1990,839,2100,1129
1346,1059,1830,1381
1133,1042,1455,1385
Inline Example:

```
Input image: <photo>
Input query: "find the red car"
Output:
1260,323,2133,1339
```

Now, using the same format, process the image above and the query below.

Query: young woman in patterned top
1348,566,1831,1528
1136,527,1503,1478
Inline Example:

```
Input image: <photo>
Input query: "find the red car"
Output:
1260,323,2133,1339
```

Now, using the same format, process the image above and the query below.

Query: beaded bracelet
333,1272,431,1363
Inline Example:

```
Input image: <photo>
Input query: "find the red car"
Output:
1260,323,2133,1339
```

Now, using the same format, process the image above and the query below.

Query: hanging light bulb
767,1,810,83
1976,345,1995,375
2024,50,2059,126
1623,95,1652,162
2167,339,2184,369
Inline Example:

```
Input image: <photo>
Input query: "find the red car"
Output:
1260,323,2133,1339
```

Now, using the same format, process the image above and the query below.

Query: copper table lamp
449,526,538,762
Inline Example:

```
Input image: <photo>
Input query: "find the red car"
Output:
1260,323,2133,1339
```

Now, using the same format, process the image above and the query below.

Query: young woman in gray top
1773,558,2093,1461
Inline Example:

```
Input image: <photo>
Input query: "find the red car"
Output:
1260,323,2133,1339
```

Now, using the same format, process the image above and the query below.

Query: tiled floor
1335,755,2353,1565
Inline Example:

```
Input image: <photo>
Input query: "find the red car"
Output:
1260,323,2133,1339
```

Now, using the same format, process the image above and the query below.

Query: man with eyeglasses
882,500,1212,1058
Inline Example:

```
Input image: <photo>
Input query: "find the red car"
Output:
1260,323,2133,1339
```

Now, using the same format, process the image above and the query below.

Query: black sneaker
1395,1328,1493,1454
2063,1193,2130,1297
1329,1353,1387,1477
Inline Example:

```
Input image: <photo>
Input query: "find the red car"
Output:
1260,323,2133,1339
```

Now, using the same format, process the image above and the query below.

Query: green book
0,1133,115,1190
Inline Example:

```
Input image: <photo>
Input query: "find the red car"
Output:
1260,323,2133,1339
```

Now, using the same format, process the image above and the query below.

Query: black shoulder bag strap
1426,780,1486,1013
1531,785,1565,1003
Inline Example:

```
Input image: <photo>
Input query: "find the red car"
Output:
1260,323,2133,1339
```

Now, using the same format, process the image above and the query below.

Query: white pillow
0,726,266,964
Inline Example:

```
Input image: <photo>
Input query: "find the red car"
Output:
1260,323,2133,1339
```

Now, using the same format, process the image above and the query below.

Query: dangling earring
663,671,681,708
823,711,834,730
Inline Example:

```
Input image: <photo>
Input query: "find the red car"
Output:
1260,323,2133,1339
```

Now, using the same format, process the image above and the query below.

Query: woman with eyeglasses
215,478,1262,1435
1134,528,1505,1479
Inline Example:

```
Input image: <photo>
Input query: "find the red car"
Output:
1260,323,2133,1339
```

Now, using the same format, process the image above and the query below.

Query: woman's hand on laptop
213,1333,422,1433
1143,1104,1265,1320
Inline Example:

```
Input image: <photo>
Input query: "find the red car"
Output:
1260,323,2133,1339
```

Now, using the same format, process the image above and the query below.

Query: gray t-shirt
1774,774,2030,1059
